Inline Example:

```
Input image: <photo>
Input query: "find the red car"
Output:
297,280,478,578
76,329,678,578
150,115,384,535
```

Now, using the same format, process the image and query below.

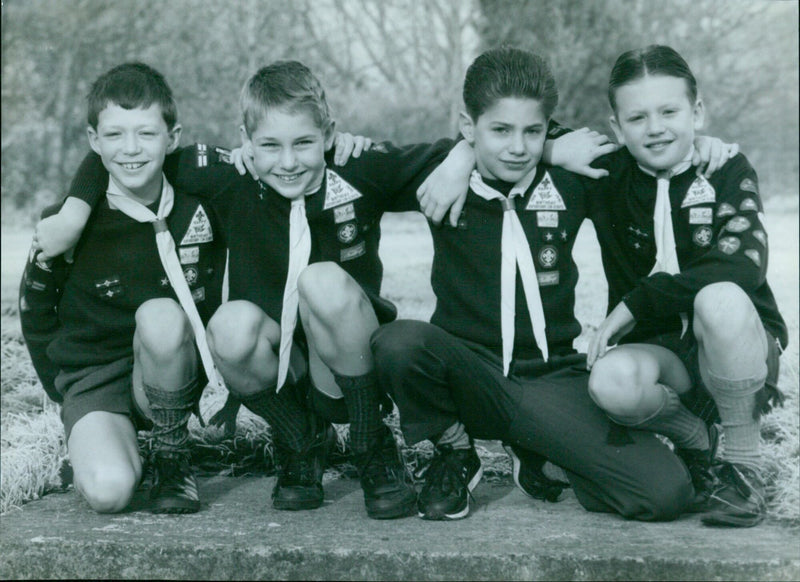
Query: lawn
1,201,798,521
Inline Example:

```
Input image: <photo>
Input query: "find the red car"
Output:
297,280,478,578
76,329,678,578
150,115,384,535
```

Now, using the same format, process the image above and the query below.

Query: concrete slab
1,475,798,580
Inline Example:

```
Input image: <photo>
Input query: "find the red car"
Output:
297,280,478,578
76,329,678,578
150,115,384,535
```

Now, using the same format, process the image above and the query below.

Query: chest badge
182,266,199,286
334,203,356,224
718,236,741,255
180,205,214,245
739,198,758,212
337,222,358,244
525,172,566,211
725,216,751,233
681,176,716,207
692,226,713,247
323,170,363,210
538,245,558,268
689,207,713,224
717,203,736,218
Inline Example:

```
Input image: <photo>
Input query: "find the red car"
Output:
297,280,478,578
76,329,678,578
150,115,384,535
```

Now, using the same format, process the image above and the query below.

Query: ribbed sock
435,422,470,450
239,387,311,452
333,371,383,455
144,377,200,452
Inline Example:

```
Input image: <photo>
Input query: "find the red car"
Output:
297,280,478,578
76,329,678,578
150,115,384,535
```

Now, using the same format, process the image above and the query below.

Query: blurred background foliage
1,0,797,224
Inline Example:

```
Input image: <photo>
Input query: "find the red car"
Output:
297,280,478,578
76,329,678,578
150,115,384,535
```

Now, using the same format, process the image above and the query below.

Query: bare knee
135,298,192,357
298,262,367,323
693,283,757,343
588,351,649,417
75,463,140,513
207,301,277,364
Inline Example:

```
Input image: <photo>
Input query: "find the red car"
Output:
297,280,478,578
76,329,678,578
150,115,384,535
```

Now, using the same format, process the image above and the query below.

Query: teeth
121,162,146,170
275,174,301,182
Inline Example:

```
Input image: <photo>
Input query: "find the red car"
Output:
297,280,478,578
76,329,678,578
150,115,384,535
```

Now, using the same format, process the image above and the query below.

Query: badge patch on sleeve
752,230,767,246
181,206,214,244
693,226,713,247
689,207,713,224
681,176,716,207
340,241,366,261
324,170,363,210
179,246,200,264
525,172,566,210
718,236,741,255
739,198,759,212
724,216,751,233
744,249,761,267
536,211,558,228
716,203,736,218
333,203,356,224
537,271,559,286
739,178,759,195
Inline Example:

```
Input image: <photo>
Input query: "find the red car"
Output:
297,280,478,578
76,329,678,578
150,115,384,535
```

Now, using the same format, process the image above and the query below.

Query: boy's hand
208,393,242,438
231,145,259,181
544,128,619,179
417,140,475,227
333,132,373,166
34,198,92,262
586,302,635,369
693,136,738,178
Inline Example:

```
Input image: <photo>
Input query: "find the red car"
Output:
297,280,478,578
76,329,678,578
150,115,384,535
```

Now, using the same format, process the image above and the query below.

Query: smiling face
610,74,704,173
87,103,181,204
243,106,334,200
461,97,547,184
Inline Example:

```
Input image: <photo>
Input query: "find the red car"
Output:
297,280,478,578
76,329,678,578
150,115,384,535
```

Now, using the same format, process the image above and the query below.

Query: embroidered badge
739,178,759,195
160,276,170,287
559,230,568,242
337,223,358,244
752,230,767,246
537,271,559,286
693,226,713,247
525,172,566,211
181,206,214,244
179,246,200,265
716,203,736,218
542,231,555,242
29,280,46,292
744,249,761,267
369,142,389,154
95,276,124,299
182,266,199,286
333,203,356,224
627,224,649,239
323,170,363,210
718,236,741,255
538,245,558,268
537,211,559,228
192,287,206,302
214,147,232,165
739,198,759,212
689,207,713,224
681,176,716,207
340,241,366,261
724,216,751,233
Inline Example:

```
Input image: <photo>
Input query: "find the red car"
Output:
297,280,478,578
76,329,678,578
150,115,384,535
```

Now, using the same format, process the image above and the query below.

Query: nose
508,131,525,155
279,147,297,170
645,115,665,135
122,132,140,155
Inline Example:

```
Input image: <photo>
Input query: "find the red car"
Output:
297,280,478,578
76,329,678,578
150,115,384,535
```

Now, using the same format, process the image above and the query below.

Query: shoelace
426,449,476,505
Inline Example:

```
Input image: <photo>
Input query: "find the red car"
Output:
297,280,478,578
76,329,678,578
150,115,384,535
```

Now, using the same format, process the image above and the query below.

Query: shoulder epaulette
195,144,232,167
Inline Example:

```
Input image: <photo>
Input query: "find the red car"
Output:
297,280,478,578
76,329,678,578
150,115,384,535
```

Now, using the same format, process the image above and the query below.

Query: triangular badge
681,176,716,207
323,169,363,210
180,205,214,245
525,171,566,210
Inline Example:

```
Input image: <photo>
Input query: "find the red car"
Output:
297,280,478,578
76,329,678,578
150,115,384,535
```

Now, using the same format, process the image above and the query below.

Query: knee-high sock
239,386,311,452
144,378,200,453
334,371,384,455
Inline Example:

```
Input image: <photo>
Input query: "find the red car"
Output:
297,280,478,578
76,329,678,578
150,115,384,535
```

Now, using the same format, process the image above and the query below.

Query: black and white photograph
1,0,798,579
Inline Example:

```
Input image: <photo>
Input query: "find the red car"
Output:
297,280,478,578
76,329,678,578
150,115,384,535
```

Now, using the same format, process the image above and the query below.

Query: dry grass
1,203,798,522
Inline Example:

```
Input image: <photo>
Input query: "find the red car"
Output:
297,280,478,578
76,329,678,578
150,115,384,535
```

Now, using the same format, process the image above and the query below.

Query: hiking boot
149,451,201,514
272,421,333,511
503,443,568,502
676,424,720,513
702,461,767,527
417,443,483,520
353,428,416,519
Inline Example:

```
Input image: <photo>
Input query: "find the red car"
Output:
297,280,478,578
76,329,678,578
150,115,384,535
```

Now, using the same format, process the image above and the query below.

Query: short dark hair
608,45,698,111
463,47,558,120
87,62,178,130
240,60,331,136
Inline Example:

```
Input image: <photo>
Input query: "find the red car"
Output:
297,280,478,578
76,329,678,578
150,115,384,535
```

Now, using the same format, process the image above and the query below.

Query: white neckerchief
469,169,548,375
638,147,694,335
106,176,225,392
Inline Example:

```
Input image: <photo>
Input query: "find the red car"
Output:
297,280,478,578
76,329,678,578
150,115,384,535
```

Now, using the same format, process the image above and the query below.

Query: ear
323,120,336,151
87,126,101,155
692,96,706,131
609,115,625,146
459,111,476,145
239,124,251,148
166,123,182,154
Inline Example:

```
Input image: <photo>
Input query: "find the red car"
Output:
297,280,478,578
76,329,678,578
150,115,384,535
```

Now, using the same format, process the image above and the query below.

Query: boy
20,63,227,514
37,61,460,520
585,46,787,527
371,47,695,521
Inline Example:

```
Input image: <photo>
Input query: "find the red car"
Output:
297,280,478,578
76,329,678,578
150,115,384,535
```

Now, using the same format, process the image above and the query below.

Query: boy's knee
588,352,646,417
208,301,275,363
135,298,191,355
371,320,431,372
76,464,139,514
693,282,756,340
298,262,366,321
629,470,692,522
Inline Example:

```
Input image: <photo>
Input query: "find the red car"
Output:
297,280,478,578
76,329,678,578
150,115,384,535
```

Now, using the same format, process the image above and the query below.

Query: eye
296,139,314,147
492,126,510,135
525,127,543,136
627,115,644,123
103,131,121,138
259,142,279,150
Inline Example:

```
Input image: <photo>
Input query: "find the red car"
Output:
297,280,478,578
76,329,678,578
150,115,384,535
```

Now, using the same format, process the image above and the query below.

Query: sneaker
502,444,568,502
676,424,720,513
272,421,333,511
353,428,417,519
702,461,767,527
149,451,201,514
417,443,483,520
